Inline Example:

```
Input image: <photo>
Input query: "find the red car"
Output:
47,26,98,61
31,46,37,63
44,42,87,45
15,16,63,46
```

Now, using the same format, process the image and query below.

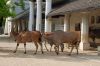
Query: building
47,0,100,50
4,0,29,35
10,0,70,33
2,0,100,50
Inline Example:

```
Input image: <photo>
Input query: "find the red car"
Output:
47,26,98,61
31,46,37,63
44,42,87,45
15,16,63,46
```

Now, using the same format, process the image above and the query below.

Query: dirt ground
0,38,100,66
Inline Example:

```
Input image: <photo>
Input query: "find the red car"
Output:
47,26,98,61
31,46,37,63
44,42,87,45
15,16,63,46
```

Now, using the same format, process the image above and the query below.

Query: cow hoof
68,54,71,56
34,53,37,55
13,51,16,53
42,51,44,54
24,52,26,54
47,49,49,51
61,50,63,52
56,52,59,55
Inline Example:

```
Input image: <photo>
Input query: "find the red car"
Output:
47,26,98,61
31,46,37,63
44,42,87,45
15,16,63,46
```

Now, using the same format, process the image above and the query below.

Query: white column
4,17,12,35
4,18,8,34
7,17,12,34
36,0,42,31
28,1,34,31
45,0,52,32
64,14,70,32
79,14,90,50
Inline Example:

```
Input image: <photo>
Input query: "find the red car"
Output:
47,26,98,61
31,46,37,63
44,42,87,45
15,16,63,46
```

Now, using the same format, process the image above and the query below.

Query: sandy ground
0,38,100,66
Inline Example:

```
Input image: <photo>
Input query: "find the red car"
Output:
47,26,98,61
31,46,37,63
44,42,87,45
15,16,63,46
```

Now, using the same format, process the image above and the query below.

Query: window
96,16,100,23
75,23,80,31
91,16,95,24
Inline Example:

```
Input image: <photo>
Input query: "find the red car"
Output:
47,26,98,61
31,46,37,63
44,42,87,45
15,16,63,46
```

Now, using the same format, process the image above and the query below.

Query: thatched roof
47,0,100,17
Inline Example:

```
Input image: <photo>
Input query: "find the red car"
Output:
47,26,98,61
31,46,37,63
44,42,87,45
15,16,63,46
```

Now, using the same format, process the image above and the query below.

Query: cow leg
34,42,38,54
24,43,26,54
39,42,44,54
57,45,59,55
60,43,64,52
50,44,53,52
75,44,79,55
54,44,59,55
67,44,70,49
57,44,60,54
69,45,74,56
44,41,49,51
54,46,57,55
13,43,19,53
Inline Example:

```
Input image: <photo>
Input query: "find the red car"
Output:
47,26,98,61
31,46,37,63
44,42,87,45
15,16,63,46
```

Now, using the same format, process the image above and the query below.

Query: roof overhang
47,0,100,17
13,8,29,21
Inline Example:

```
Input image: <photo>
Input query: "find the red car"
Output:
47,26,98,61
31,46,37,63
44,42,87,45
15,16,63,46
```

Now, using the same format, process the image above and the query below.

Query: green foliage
0,0,25,18
0,0,14,17
15,0,25,10
0,0,25,25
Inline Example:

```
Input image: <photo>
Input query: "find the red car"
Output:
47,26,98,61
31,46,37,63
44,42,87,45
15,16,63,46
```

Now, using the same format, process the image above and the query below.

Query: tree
0,0,25,18
0,0,25,27
0,0,13,17
0,0,25,34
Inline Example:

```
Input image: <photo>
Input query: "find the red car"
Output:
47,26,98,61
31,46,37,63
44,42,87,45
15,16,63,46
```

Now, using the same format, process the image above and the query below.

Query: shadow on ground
0,46,100,62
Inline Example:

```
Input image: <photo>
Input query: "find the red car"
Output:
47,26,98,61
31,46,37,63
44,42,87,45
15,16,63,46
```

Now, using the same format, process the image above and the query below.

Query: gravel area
0,39,100,66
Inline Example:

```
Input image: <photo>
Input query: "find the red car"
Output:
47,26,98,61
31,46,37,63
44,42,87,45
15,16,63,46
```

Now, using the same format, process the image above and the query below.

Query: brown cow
42,32,64,52
43,30,80,55
42,32,54,51
10,30,43,54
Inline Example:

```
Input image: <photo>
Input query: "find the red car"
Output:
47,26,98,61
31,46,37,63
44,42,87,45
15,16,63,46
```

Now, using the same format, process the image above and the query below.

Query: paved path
0,40,100,66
